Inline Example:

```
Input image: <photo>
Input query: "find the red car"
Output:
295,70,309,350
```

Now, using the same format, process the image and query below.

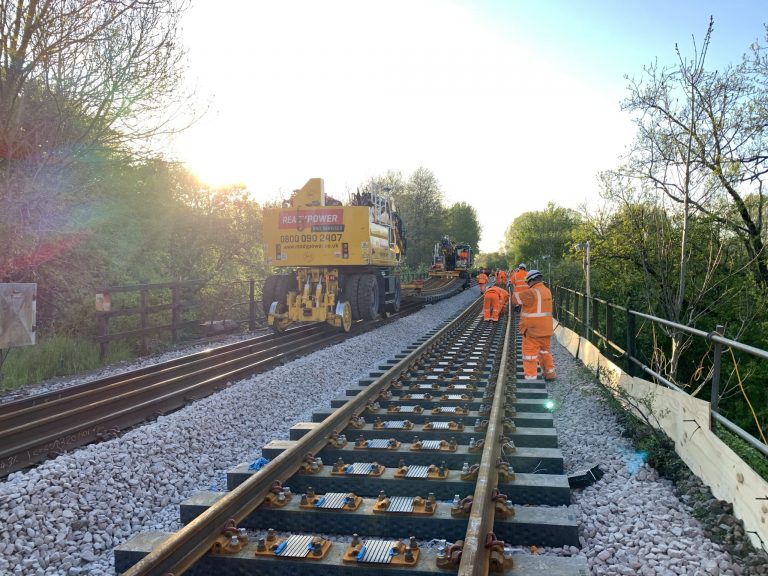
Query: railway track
403,276,472,303
115,299,588,575
0,299,430,478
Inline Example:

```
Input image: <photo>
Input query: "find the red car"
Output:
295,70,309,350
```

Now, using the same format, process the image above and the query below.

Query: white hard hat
525,269,543,283
519,263,526,269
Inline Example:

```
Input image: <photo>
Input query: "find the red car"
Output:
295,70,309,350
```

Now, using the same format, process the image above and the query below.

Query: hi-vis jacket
513,269,528,292
511,282,553,337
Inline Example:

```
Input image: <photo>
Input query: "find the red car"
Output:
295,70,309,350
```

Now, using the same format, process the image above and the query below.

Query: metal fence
554,286,768,458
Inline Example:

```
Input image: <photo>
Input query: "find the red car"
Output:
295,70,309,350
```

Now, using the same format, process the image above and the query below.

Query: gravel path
0,289,762,575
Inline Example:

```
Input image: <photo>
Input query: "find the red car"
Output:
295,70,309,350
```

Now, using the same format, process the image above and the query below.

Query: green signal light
545,400,555,411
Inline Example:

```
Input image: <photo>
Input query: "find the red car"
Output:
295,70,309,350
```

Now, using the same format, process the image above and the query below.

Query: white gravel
0,287,748,575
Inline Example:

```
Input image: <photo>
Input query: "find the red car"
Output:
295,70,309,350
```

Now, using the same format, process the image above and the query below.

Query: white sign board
0,283,37,348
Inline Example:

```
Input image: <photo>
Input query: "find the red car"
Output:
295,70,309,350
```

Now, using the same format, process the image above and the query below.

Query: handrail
555,286,768,458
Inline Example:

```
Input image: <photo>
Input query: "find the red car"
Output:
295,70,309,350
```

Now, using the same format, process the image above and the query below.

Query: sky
169,0,767,253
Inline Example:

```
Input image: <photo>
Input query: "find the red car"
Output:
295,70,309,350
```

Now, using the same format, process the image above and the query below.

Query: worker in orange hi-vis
513,264,528,293
496,269,507,287
483,284,509,322
477,270,489,293
511,269,556,381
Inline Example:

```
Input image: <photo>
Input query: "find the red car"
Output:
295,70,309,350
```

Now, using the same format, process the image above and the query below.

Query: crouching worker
511,269,556,381
483,284,509,322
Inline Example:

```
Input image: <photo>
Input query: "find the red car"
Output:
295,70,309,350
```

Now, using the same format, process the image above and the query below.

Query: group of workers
477,263,556,382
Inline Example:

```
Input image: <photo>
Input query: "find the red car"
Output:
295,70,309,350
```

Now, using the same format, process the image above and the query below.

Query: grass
0,334,133,392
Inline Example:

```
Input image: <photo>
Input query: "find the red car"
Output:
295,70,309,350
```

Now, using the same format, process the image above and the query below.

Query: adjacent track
116,300,588,576
0,300,428,478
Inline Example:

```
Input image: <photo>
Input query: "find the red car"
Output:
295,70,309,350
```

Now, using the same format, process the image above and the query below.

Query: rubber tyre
392,275,401,312
261,275,281,316
275,274,294,309
357,274,380,321
340,301,353,332
344,274,361,320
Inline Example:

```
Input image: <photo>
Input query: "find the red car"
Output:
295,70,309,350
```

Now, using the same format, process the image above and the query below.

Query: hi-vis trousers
521,334,556,380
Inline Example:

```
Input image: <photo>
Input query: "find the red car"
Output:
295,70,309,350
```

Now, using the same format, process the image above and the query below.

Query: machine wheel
271,314,291,332
261,275,281,316
339,301,353,332
357,274,380,321
392,275,401,312
344,274,361,320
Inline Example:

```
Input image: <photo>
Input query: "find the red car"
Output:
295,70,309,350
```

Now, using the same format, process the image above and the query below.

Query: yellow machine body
263,178,402,268
263,178,405,332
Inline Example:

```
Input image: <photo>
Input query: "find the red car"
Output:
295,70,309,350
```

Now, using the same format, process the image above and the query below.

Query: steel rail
121,299,483,576
0,303,426,477
457,303,512,575
0,329,352,474
0,328,329,430
0,323,323,414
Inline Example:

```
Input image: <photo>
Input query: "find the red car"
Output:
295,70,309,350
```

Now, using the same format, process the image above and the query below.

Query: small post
606,305,614,349
140,284,149,355
709,324,725,429
573,292,580,332
591,295,598,343
171,283,180,344
581,292,588,338
249,278,256,331
626,302,636,377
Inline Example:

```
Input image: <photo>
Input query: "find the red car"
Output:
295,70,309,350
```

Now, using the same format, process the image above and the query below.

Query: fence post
709,324,725,429
625,302,636,377
140,284,148,355
590,295,598,343
573,292,582,334
249,278,257,331
582,292,588,338
605,304,613,348
171,283,180,344
99,312,109,361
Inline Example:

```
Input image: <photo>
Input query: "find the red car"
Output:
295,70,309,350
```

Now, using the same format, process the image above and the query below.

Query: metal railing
555,286,768,458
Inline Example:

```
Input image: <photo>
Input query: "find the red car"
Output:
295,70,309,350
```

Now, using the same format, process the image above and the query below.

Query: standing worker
477,270,489,293
483,284,509,322
513,264,528,293
511,269,557,381
496,268,507,288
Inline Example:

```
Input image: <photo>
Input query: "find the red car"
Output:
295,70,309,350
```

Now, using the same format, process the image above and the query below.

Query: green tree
0,0,193,331
623,17,768,286
389,167,445,267
503,202,579,271
444,202,482,255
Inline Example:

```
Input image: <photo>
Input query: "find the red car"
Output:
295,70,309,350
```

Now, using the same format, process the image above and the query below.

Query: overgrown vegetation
0,336,133,391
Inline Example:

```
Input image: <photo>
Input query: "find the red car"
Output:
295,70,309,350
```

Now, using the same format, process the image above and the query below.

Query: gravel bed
1,289,764,575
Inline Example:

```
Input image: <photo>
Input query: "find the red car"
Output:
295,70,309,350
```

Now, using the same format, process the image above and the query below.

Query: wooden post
591,296,598,344
626,302,636,377
249,278,256,331
140,284,148,355
709,324,725,429
606,305,614,350
99,312,109,361
171,283,180,344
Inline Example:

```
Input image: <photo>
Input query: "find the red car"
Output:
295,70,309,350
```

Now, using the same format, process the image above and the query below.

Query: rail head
121,298,483,576
457,307,513,576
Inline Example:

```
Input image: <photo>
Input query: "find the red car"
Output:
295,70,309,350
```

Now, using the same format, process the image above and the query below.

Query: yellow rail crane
262,178,406,332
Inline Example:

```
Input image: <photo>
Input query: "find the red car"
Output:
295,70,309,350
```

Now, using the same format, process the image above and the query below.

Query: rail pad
116,531,589,575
